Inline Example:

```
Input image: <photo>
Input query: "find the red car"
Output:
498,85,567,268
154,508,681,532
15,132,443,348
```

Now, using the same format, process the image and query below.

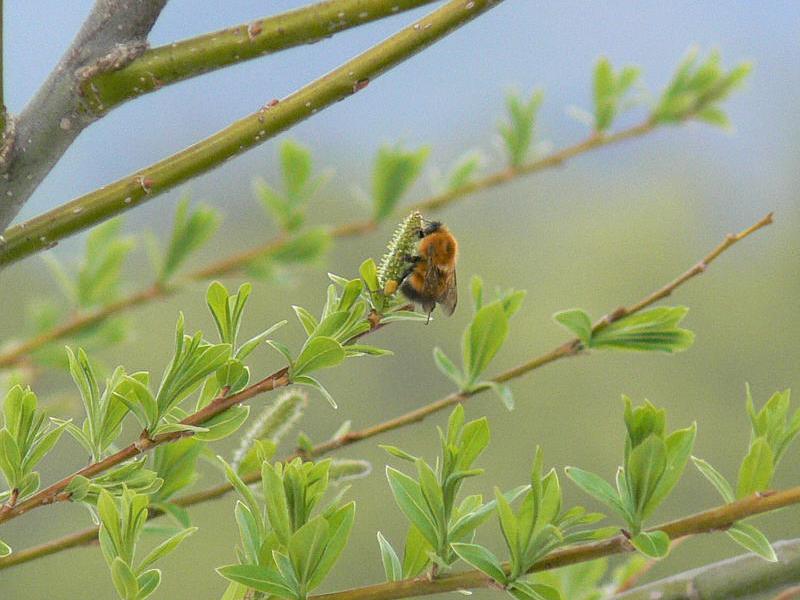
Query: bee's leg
422,302,435,325
398,256,423,283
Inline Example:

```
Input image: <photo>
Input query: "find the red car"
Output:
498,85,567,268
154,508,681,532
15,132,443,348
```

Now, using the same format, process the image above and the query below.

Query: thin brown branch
0,213,773,570
0,118,663,370
310,487,800,600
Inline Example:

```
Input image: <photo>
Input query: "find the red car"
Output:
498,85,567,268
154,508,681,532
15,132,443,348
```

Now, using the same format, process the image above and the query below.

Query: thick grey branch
0,0,166,228
615,539,800,600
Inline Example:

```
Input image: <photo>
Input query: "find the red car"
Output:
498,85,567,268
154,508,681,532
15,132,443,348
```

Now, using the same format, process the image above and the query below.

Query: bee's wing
438,269,457,316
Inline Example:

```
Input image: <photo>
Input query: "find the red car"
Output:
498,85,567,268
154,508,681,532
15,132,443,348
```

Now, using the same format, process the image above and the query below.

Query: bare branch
0,0,505,266
81,0,440,115
0,0,167,228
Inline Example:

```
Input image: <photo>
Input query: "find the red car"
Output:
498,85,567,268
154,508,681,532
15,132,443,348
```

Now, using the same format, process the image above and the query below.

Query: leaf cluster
97,487,196,600
217,457,355,600
566,397,696,558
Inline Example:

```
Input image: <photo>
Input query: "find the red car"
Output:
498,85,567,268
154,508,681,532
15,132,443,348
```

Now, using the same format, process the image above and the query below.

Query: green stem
80,0,439,114
0,213,771,569
0,0,504,268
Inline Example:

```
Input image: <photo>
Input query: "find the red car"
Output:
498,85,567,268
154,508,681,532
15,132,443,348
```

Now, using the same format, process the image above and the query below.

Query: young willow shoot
566,397,696,559
216,457,355,600
692,386,800,561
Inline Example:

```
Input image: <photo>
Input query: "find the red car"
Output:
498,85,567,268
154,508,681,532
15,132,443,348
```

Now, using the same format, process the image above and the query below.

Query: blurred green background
1,1,799,598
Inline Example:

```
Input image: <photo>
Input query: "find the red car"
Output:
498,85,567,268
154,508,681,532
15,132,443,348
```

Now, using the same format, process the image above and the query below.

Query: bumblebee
398,221,458,322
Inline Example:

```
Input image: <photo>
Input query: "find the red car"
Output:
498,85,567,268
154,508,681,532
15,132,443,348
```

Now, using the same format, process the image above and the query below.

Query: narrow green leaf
630,530,670,559
462,300,509,386
138,527,197,572
359,258,379,293
565,467,629,522
292,375,337,409
553,309,592,346
590,307,694,353
432,347,464,388
451,543,507,584
111,557,139,600
377,532,402,582
308,501,355,589
727,522,777,562
402,524,432,578
136,569,161,600
0,539,11,557
217,565,296,599
386,467,439,549
292,337,346,377
736,437,774,498
626,435,667,518
692,456,735,503
293,306,318,336
289,517,329,583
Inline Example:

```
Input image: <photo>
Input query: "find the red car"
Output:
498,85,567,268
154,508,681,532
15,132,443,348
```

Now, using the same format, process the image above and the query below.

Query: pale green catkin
231,390,307,470
377,210,423,291
330,459,373,483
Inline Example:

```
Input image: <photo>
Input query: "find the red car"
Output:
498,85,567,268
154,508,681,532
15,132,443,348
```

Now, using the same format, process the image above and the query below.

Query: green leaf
293,375,337,409
432,347,463,387
0,539,11,557
254,464,287,548
446,152,482,191
727,522,777,562
386,467,439,549
272,228,331,264
626,435,667,518
267,340,294,365
377,532,402,582
498,89,544,167
593,57,615,131
194,406,250,442
292,337,346,378
281,140,313,204
293,306,318,336
565,467,630,522
553,309,592,346
380,445,418,463
644,424,696,517
494,487,520,573
486,381,514,411
0,430,21,488
451,543,507,584
470,275,484,311
76,219,135,308
372,144,430,221
462,300,509,386
217,565,297,599
402,526,432,578
736,437,774,498
160,197,219,282
692,456,735,503
630,530,670,559
307,501,355,589
138,527,197,572
137,569,162,600
509,581,562,600
590,307,694,353
111,557,139,600
359,258,379,293
289,517,329,583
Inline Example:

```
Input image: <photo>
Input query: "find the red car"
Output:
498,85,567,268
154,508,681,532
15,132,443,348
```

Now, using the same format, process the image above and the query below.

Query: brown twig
0,119,662,370
0,212,773,569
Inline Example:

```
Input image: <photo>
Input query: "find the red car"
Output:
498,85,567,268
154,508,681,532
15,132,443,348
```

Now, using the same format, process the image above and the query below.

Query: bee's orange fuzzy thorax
418,228,458,271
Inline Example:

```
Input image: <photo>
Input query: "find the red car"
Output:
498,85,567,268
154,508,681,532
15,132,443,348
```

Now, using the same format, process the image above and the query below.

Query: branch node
75,40,150,82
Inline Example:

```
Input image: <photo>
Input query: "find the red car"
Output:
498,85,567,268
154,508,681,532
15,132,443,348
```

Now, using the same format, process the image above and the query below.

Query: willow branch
0,0,167,229
81,0,440,115
614,539,800,600
0,213,772,570
309,496,800,600
0,0,504,267
0,118,663,370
